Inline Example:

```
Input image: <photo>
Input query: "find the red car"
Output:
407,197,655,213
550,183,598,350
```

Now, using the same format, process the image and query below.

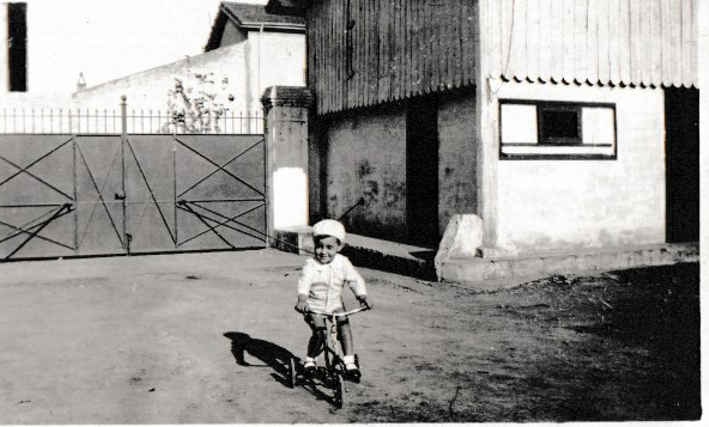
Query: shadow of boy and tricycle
223,331,338,406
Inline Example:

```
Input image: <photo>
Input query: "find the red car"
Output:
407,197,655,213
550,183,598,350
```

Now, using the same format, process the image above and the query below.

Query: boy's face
313,235,342,264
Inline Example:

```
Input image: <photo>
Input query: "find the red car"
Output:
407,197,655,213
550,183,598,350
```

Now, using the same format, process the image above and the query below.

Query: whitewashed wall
70,29,305,133
72,43,247,111
245,31,306,113
495,81,666,254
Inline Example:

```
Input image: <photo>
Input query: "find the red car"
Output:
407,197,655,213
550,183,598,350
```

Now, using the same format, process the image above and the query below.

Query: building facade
72,2,306,122
267,0,698,255
205,1,306,114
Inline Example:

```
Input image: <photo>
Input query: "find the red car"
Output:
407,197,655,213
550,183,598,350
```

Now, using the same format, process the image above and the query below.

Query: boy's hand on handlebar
357,295,373,310
295,295,309,313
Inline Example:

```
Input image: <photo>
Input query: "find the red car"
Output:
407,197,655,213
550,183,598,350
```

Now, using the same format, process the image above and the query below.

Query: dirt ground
0,249,700,423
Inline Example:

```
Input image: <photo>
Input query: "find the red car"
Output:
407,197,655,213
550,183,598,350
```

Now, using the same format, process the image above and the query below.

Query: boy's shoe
344,363,361,383
303,359,317,375
343,354,361,382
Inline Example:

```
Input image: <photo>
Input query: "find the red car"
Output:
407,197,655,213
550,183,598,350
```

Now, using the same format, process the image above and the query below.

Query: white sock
304,357,316,366
343,355,356,367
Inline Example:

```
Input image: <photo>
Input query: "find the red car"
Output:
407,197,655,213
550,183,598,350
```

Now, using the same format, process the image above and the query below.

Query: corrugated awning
484,0,697,88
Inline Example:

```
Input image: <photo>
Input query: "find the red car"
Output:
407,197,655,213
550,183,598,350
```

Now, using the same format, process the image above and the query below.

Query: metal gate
0,108,266,260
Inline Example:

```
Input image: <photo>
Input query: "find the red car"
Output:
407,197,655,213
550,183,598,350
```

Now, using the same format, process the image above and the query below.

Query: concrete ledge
272,228,436,279
273,226,314,255
438,242,699,290
342,234,436,280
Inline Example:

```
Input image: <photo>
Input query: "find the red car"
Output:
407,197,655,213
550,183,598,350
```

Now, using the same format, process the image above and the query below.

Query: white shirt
297,254,367,313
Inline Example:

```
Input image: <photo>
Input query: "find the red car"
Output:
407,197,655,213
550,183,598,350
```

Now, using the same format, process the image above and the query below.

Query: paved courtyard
0,250,700,423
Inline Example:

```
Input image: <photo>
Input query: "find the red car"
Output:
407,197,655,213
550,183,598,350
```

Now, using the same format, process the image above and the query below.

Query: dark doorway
665,87,699,243
406,96,439,246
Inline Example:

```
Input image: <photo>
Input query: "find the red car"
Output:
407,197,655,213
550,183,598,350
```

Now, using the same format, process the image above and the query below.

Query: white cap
312,219,346,243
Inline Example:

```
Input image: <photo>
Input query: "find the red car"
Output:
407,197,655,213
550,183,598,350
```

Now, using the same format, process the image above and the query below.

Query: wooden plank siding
306,0,478,115
486,0,697,88
303,0,696,116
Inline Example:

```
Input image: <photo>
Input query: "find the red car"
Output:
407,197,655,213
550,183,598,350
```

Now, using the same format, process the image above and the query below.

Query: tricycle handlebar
299,306,370,318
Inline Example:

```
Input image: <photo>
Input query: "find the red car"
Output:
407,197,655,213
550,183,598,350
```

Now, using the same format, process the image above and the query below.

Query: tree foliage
164,70,234,133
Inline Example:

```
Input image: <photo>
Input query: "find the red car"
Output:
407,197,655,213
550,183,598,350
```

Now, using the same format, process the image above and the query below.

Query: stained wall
323,104,408,240
437,90,478,235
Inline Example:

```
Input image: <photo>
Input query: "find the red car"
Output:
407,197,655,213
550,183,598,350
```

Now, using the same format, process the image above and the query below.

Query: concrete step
272,227,436,279
341,234,436,280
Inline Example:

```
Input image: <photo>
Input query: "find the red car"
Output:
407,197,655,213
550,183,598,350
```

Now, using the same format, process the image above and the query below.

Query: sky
22,0,268,96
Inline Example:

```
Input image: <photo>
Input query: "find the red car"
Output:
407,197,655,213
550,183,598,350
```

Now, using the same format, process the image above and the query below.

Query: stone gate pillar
261,86,314,248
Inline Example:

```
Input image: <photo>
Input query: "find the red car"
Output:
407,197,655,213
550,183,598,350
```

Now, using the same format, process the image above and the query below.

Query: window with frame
499,99,616,160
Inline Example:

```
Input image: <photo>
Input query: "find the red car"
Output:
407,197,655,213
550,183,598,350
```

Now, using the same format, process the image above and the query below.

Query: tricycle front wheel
288,357,297,388
334,373,345,409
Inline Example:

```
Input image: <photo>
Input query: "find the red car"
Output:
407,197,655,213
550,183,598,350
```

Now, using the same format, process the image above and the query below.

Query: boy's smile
314,235,341,264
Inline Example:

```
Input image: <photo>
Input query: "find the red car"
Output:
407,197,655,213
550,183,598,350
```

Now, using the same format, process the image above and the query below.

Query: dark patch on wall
363,180,379,204
383,180,404,208
358,160,374,178
328,194,339,214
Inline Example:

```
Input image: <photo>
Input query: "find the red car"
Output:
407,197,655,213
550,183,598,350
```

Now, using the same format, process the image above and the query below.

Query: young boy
294,219,372,381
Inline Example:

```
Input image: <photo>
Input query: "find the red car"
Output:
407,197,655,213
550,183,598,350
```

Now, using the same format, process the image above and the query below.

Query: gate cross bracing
0,108,267,260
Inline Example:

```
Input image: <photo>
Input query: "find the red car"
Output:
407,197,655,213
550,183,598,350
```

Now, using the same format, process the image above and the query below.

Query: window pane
582,107,615,144
540,107,580,143
500,104,537,143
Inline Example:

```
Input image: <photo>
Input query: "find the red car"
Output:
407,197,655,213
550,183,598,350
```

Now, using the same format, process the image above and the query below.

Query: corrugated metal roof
484,0,697,88
268,0,697,116
306,0,479,115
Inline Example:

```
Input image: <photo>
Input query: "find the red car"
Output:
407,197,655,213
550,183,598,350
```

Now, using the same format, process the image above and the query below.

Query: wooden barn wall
484,0,697,88
306,0,478,115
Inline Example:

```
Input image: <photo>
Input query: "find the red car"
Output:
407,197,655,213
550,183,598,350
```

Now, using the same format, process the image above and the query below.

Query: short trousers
304,305,348,330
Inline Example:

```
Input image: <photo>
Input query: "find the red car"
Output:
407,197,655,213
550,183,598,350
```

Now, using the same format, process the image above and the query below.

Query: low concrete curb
438,242,699,290
273,227,698,290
